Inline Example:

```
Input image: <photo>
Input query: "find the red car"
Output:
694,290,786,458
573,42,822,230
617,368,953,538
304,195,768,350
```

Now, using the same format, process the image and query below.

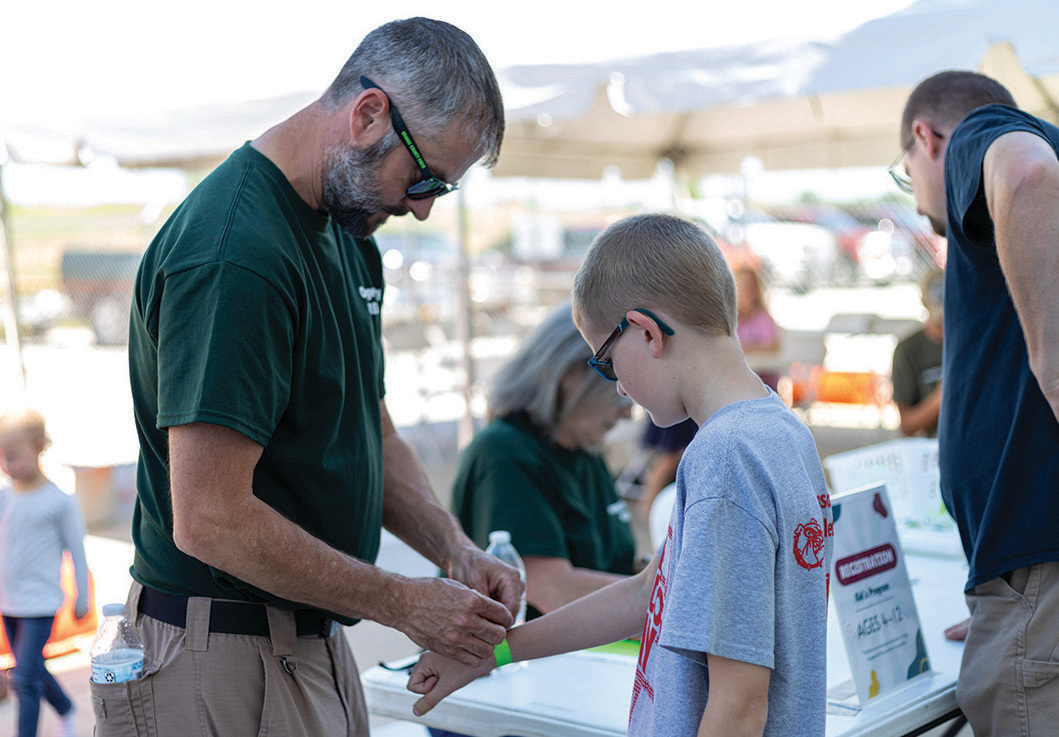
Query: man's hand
394,577,513,667
447,545,524,621
407,649,496,716
944,617,970,641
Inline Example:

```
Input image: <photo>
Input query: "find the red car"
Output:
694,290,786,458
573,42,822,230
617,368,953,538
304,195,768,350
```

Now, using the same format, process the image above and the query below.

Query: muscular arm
168,421,511,665
697,653,770,737
984,131,1059,423
522,555,627,614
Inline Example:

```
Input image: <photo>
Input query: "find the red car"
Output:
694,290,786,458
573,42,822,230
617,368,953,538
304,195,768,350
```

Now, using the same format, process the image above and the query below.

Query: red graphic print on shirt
630,525,670,722
793,518,826,570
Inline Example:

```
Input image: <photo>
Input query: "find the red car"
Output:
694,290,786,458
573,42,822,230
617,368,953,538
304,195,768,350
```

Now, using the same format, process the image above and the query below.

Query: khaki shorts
91,582,369,737
956,561,1059,737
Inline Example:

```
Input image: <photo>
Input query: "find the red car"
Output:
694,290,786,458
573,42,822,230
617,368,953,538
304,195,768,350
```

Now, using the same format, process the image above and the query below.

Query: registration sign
830,483,932,705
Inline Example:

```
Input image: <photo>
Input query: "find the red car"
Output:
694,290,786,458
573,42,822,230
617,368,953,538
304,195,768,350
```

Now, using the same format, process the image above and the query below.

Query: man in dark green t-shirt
105,19,521,737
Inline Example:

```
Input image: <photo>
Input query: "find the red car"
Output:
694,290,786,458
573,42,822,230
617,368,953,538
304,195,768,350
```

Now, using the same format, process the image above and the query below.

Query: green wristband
494,637,512,668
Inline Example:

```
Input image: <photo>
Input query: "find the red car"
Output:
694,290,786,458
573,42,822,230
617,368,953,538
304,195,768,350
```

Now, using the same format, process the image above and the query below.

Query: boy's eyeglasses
588,308,675,382
887,128,946,194
360,76,459,201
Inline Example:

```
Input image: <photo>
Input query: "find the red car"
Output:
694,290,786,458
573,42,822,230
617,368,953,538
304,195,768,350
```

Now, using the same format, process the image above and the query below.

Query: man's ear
625,310,668,359
348,88,390,147
912,119,944,161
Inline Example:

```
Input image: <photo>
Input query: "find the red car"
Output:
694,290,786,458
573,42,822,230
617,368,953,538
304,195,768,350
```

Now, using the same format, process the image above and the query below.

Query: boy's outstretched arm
697,653,770,737
408,553,659,716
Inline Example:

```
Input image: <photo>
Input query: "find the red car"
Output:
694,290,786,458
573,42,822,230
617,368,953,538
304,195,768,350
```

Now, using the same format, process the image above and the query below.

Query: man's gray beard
321,137,399,239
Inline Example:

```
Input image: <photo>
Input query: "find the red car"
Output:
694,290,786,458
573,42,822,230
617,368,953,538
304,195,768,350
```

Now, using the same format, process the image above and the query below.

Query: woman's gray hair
488,301,618,438
325,17,504,167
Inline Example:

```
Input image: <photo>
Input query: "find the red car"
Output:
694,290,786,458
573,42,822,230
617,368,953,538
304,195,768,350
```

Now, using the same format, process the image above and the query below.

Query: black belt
139,587,338,638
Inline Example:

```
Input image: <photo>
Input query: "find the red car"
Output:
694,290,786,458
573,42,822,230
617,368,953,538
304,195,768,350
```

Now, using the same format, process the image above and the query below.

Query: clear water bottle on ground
485,530,527,627
90,603,145,684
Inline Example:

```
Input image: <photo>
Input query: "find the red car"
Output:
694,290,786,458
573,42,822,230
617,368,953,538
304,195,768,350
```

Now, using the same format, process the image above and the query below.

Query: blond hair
0,407,51,447
572,213,737,337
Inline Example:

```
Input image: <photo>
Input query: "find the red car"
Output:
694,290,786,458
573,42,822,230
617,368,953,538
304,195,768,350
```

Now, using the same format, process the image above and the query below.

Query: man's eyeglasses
588,308,675,382
360,76,458,201
888,128,945,194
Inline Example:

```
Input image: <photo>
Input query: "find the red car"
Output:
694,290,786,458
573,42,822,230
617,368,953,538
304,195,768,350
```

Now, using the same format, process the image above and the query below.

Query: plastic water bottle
90,603,145,684
485,530,527,626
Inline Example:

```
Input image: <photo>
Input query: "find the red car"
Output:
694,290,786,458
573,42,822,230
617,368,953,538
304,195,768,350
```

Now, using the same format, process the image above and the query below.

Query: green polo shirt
128,143,385,624
452,412,637,618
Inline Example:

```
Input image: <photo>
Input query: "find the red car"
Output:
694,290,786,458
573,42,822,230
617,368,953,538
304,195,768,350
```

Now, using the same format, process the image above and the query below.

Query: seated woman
451,301,641,620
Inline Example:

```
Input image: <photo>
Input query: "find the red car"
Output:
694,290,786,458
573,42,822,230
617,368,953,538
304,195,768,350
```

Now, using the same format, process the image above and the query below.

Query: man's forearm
176,480,413,626
169,421,513,665
380,428,475,575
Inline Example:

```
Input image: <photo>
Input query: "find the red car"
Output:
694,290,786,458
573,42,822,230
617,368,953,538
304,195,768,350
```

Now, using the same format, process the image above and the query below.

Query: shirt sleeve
155,262,295,447
661,495,777,669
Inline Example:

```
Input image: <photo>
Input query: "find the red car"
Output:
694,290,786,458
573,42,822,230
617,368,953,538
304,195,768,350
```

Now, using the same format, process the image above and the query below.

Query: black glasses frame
360,76,459,201
588,308,675,382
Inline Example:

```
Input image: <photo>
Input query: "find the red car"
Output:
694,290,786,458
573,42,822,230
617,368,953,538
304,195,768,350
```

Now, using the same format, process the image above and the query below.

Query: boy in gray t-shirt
409,213,832,736
631,393,830,735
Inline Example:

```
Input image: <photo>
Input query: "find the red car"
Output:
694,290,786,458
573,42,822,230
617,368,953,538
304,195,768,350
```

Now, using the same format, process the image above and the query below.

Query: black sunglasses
588,308,675,382
360,76,458,201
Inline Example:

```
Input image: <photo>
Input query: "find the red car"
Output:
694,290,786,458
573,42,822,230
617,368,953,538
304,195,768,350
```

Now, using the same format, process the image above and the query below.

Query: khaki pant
956,562,1059,737
91,582,370,737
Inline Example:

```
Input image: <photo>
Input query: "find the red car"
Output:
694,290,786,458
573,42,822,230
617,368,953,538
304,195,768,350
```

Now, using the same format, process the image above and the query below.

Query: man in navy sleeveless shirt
893,70,1059,736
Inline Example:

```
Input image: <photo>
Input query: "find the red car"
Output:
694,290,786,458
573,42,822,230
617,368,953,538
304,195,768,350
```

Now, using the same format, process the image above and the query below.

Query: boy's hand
407,650,496,716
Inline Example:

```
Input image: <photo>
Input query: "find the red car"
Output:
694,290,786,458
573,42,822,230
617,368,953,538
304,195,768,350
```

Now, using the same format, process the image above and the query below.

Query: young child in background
0,408,89,737
408,213,832,737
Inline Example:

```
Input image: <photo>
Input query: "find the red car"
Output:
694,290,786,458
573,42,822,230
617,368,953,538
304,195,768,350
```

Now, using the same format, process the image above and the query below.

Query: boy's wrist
493,637,512,668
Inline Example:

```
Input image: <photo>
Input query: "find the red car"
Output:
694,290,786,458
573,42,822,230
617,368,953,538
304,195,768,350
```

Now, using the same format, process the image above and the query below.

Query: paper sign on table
830,482,932,706
824,438,951,532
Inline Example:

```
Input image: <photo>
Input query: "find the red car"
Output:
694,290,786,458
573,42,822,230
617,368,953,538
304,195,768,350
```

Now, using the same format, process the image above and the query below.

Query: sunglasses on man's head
588,308,675,382
360,76,459,201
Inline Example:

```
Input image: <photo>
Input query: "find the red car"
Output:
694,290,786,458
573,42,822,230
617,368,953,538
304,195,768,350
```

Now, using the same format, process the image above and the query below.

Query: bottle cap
489,530,511,545
102,603,127,617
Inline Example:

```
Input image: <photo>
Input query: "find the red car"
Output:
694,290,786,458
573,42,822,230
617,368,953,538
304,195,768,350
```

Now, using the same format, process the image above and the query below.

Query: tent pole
455,185,476,450
0,162,27,392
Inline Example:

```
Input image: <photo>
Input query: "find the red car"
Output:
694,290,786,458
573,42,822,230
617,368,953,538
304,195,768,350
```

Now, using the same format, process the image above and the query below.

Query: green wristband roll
494,638,512,668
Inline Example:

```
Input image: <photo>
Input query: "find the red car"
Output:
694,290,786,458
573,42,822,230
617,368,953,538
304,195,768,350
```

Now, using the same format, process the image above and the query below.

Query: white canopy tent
1,0,1056,387
494,0,1059,180
2,0,1055,176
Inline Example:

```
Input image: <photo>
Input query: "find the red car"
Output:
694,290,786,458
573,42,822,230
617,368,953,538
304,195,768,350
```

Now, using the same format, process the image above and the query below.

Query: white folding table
363,533,968,737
